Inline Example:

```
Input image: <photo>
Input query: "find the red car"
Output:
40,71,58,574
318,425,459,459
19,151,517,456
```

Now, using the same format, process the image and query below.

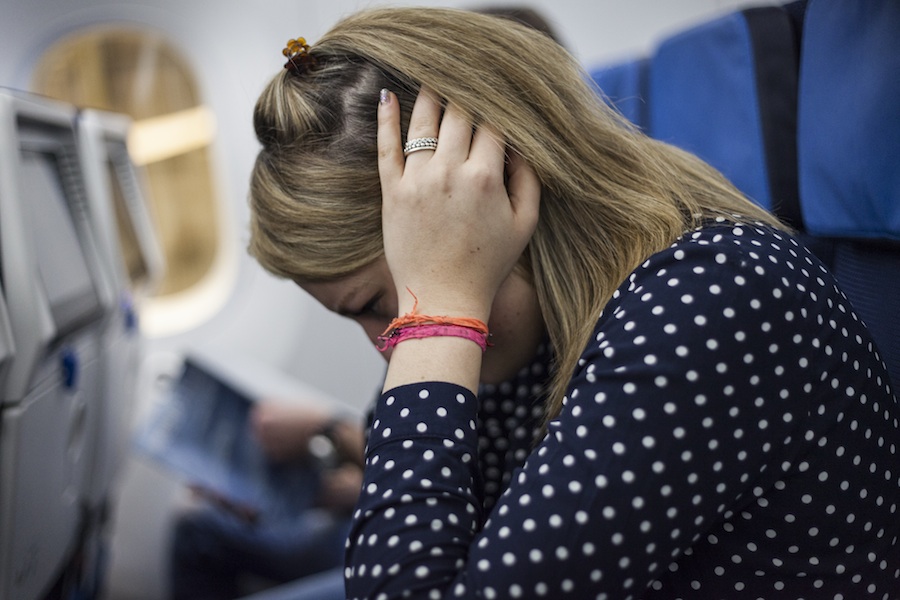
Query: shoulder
587,219,842,368
610,219,828,312
644,219,816,282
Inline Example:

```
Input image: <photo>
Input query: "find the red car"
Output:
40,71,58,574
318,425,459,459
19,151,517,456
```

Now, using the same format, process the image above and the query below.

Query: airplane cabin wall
0,1,761,598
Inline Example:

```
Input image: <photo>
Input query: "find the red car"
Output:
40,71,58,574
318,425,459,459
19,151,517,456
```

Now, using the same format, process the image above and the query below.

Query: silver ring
403,137,438,156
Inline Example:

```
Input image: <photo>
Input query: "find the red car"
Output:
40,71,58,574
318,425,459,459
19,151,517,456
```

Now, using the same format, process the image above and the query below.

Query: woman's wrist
382,334,483,394
378,298,491,353
380,288,490,394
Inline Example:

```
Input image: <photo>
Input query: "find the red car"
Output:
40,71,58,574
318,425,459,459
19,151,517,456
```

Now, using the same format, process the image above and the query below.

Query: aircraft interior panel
76,108,163,513
0,90,110,599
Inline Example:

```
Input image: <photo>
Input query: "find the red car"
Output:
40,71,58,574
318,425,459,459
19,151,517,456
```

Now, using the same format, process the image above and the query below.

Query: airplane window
30,28,221,299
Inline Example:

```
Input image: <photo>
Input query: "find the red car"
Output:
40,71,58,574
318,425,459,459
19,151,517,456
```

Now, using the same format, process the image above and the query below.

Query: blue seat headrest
648,7,801,223
797,0,900,241
589,58,649,130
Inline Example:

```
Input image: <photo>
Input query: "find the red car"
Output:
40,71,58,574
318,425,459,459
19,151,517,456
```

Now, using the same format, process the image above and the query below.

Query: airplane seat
0,89,109,600
75,107,165,599
647,4,803,229
796,0,900,390
589,57,650,130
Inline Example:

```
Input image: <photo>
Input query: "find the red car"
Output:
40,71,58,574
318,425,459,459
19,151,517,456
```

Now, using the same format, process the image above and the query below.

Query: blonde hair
249,7,785,421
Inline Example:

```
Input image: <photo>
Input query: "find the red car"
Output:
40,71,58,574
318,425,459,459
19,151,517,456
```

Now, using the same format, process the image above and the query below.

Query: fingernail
379,88,390,105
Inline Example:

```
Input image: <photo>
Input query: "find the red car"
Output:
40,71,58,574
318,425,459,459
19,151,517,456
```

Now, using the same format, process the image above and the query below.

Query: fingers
378,85,539,227
377,89,403,189
404,88,442,164
379,87,446,189
379,86,504,171
406,87,441,141
437,103,475,163
469,123,506,176
506,151,542,227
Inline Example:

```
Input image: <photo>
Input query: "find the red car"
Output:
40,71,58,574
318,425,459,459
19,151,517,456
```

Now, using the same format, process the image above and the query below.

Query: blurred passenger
167,401,364,600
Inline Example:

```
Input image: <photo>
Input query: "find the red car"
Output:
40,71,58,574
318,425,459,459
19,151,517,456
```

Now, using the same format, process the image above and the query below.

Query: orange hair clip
282,37,316,75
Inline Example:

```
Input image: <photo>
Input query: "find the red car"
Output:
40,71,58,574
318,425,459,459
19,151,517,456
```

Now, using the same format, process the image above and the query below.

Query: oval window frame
31,26,236,337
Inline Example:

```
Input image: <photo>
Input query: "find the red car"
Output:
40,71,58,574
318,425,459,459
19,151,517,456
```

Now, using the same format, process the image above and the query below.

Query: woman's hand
376,88,541,321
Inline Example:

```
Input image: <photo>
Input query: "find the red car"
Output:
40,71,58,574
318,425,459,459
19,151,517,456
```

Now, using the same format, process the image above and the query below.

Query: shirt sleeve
345,227,843,599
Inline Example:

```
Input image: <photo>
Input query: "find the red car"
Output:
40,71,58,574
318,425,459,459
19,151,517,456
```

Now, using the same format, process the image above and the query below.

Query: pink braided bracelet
377,323,489,352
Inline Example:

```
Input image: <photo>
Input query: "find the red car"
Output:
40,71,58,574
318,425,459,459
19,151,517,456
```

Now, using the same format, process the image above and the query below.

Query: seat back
589,57,650,130
648,6,803,226
797,0,900,389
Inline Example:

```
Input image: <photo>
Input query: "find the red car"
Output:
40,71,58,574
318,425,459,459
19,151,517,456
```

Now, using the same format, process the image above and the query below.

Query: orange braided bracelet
377,289,490,352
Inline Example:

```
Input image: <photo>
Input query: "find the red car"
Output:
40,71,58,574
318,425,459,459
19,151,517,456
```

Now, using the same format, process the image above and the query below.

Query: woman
249,8,899,599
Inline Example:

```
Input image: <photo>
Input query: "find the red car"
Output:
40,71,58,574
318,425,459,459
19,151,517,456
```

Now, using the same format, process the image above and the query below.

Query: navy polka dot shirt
346,220,900,599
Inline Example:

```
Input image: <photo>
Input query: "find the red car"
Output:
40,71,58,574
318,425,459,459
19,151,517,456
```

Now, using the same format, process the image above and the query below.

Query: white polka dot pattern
346,222,900,599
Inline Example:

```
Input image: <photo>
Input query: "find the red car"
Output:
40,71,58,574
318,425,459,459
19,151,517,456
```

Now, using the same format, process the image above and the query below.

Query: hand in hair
376,88,541,323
